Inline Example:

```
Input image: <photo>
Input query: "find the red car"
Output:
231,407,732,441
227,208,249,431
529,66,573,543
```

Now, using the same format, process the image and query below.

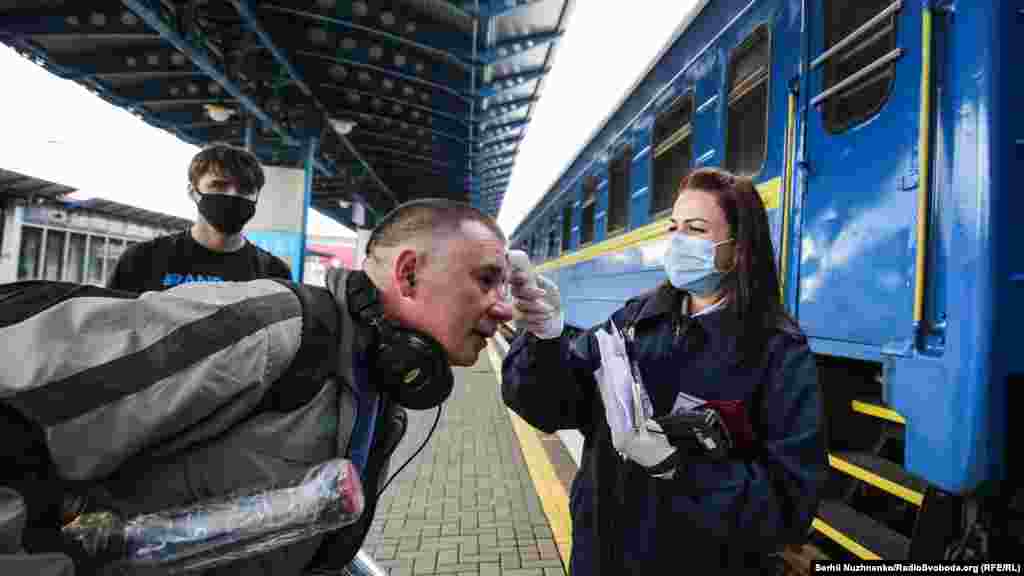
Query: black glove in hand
652,407,733,461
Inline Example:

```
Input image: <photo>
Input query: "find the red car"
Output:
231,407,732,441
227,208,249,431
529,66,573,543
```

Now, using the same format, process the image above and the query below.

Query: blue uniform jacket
501,284,827,575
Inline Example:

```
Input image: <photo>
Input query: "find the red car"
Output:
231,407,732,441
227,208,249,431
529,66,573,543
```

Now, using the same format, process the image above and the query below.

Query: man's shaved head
364,198,506,275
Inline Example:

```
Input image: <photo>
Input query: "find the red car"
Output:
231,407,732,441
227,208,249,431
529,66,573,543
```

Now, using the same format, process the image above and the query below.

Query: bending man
0,198,515,575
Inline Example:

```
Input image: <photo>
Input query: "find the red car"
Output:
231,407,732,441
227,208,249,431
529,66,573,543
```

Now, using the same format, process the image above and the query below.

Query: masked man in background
107,142,292,293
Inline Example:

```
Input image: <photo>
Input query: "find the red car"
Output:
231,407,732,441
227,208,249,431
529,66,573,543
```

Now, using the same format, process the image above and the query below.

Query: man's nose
489,299,516,323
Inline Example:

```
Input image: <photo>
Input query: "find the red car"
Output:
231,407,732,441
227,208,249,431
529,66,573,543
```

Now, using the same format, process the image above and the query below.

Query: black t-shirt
107,230,293,293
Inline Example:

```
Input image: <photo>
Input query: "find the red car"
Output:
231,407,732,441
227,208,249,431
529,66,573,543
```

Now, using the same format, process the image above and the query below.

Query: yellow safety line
486,343,572,572
812,518,881,560
828,454,924,506
850,399,906,425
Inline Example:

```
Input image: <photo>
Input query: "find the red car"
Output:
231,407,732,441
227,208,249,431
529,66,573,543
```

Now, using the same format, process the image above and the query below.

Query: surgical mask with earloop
663,232,735,296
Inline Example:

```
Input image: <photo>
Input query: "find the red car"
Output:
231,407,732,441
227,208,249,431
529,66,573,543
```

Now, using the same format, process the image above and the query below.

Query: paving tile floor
361,353,567,576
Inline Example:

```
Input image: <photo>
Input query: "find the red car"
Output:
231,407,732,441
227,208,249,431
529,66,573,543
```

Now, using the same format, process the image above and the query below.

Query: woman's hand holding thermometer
506,250,564,340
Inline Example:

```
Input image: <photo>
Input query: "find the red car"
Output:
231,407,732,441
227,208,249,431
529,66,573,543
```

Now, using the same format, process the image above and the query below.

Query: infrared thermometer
506,250,538,293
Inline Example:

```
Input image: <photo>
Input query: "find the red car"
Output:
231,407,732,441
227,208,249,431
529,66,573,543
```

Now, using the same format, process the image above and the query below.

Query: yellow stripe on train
535,175,782,274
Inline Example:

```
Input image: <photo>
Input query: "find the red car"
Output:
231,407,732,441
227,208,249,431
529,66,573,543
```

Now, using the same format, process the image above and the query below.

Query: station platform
359,333,580,576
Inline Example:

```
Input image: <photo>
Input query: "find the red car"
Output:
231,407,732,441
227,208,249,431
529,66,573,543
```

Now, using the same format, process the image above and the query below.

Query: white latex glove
593,322,679,480
622,419,680,479
507,250,564,340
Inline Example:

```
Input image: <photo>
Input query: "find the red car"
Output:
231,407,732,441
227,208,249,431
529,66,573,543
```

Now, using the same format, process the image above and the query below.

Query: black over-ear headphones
345,269,454,410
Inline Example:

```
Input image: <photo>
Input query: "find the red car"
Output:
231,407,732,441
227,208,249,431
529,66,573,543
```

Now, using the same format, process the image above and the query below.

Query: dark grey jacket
0,270,397,575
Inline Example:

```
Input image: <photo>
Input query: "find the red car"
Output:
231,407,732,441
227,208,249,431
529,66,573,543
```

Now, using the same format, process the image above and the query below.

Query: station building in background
1,167,357,287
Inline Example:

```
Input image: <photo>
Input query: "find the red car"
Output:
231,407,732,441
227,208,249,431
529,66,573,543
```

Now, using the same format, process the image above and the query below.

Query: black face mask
196,191,256,236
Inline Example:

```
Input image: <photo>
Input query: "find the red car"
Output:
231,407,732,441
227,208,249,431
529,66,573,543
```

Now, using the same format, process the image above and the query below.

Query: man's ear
394,248,419,298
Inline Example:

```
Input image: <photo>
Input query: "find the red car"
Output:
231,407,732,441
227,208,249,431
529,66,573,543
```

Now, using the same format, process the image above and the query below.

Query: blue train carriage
509,0,1022,562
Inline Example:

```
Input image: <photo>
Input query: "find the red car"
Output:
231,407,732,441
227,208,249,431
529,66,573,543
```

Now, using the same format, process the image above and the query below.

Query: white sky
0,2,699,240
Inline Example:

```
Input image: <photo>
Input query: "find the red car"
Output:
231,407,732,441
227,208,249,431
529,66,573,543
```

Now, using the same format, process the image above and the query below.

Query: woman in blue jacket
502,167,828,575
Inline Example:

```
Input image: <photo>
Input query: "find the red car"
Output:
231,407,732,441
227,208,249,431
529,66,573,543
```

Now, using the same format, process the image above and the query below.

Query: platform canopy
0,0,575,229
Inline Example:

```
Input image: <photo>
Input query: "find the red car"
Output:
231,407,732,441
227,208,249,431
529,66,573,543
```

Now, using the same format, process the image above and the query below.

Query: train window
822,0,898,133
607,145,631,234
580,177,597,245
651,92,694,216
547,227,558,259
561,204,572,252
726,25,770,177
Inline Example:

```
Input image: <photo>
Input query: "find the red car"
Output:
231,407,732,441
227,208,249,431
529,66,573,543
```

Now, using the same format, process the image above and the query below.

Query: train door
798,0,926,349
715,0,804,302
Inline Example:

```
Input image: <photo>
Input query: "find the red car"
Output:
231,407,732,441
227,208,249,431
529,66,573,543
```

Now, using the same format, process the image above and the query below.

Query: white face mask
662,232,734,296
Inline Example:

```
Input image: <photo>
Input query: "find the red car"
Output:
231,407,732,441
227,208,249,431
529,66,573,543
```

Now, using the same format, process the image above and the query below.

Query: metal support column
299,136,317,284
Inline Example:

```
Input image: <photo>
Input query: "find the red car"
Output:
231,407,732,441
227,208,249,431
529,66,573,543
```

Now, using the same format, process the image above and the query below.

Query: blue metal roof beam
119,0,336,177
479,117,528,136
473,0,549,19
355,144,460,171
474,133,522,151
315,84,467,126
479,171,513,182
352,129,464,158
109,76,236,105
476,128,523,147
294,49,472,105
0,33,207,150
363,156,450,177
492,0,574,218
475,148,518,163
478,157,515,169
36,46,202,79
479,169,513,180
477,30,562,65
229,0,399,206
318,95,470,143
334,109,468,146
479,95,537,119
479,111,530,130
476,67,546,97
471,167,513,182
0,6,156,37
259,3,475,70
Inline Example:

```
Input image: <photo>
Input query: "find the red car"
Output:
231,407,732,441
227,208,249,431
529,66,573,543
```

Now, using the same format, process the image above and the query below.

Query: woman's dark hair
674,167,802,360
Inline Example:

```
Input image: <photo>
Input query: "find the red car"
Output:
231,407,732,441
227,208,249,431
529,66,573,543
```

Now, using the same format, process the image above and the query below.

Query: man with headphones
0,198,515,575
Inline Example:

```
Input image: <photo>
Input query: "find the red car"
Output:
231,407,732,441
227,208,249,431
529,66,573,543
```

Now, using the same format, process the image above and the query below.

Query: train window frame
725,23,771,178
606,144,632,237
651,90,695,218
820,0,899,135
579,176,597,247
561,203,572,252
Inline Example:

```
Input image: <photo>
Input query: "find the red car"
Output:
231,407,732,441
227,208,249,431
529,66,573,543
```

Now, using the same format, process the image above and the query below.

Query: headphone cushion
376,328,454,410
